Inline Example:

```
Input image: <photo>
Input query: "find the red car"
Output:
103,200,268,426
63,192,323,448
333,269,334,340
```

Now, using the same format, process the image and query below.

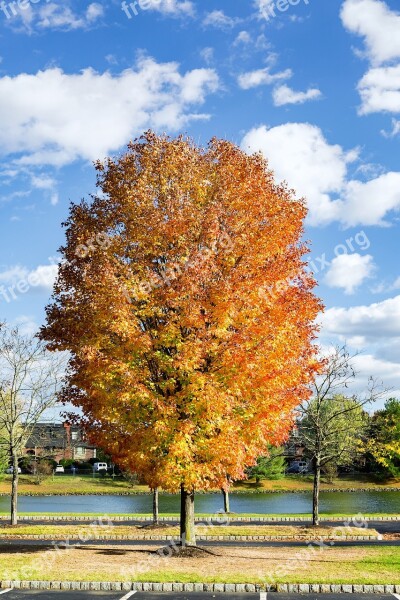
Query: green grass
0,475,149,495
0,523,380,538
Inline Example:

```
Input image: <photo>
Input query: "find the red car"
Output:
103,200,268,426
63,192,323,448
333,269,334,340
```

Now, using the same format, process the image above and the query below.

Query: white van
93,462,108,472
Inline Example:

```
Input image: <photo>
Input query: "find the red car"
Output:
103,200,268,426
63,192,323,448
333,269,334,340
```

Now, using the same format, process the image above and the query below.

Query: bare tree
298,346,386,526
0,324,65,524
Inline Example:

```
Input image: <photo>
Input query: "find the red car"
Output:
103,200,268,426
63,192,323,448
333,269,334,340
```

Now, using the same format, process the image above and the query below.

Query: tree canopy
40,131,322,516
366,398,400,477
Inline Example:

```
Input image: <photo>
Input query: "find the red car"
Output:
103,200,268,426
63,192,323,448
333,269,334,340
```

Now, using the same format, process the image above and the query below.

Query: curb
0,581,399,593
1,515,399,522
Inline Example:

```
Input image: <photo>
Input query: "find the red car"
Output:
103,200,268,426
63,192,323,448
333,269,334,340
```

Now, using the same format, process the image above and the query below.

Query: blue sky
0,0,399,408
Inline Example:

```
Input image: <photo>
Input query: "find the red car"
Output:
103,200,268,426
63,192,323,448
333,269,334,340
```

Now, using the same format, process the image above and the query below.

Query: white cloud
0,58,219,167
29,264,59,288
255,0,281,20
30,173,57,190
372,275,400,294
241,122,400,227
341,172,400,226
241,123,352,226
238,67,292,90
85,2,104,21
234,31,252,45
324,253,375,294
0,264,58,290
202,10,239,29
30,172,59,205
322,295,400,340
200,47,214,64
143,0,195,17
255,0,311,21
341,0,400,116
255,0,273,17
0,266,28,284
351,353,400,394
381,118,400,137
273,84,322,106
320,294,400,396
15,2,104,31
341,0,400,66
358,65,400,114
13,316,39,336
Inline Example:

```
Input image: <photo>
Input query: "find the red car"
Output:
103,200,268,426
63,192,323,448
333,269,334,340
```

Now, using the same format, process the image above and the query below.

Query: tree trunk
312,457,321,526
152,487,159,525
180,484,196,546
11,452,19,526
222,488,230,513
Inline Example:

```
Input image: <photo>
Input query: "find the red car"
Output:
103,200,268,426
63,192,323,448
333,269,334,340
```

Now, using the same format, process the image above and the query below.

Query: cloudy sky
0,0,399,407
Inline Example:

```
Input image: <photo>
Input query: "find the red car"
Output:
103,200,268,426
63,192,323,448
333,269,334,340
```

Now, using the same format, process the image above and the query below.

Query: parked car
287,461,309,474
93,462,108,472
5,466,21,474
54,464,65,473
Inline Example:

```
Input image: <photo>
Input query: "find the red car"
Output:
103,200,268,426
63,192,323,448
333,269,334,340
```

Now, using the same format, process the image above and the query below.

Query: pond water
0,491,398,514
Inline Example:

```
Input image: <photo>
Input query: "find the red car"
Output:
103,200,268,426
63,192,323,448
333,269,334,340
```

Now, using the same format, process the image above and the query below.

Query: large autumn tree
40,132,322,546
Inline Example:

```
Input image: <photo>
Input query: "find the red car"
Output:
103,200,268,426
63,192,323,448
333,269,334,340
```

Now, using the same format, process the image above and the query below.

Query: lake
0,491,399,514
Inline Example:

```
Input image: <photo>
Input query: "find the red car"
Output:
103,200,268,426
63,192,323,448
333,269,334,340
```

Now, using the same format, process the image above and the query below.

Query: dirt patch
159,545,215,559
383,533,400,540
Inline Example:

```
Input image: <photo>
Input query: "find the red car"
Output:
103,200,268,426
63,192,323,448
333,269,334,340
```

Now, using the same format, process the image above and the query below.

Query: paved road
0,592,398,600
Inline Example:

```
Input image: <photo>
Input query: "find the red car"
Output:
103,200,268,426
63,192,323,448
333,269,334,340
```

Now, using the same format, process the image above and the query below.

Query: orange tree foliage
40,132,323,493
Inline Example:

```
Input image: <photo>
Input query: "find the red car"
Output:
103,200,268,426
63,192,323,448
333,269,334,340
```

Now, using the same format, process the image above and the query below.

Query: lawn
0,523,380,539
235,474,400,491
0,475,148,495
0,473,398,496
0,544,398,584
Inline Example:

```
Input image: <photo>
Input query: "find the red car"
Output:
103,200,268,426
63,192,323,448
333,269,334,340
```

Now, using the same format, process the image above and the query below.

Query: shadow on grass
73,544,346,564
76,546,154,556
0,543,54,554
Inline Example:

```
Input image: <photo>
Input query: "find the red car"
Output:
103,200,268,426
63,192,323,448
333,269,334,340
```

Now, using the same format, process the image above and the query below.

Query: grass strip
0,524,380,538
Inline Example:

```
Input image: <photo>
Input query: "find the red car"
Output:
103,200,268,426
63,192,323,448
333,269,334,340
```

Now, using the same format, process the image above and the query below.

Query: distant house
285,427,311,472
25,422,97,463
